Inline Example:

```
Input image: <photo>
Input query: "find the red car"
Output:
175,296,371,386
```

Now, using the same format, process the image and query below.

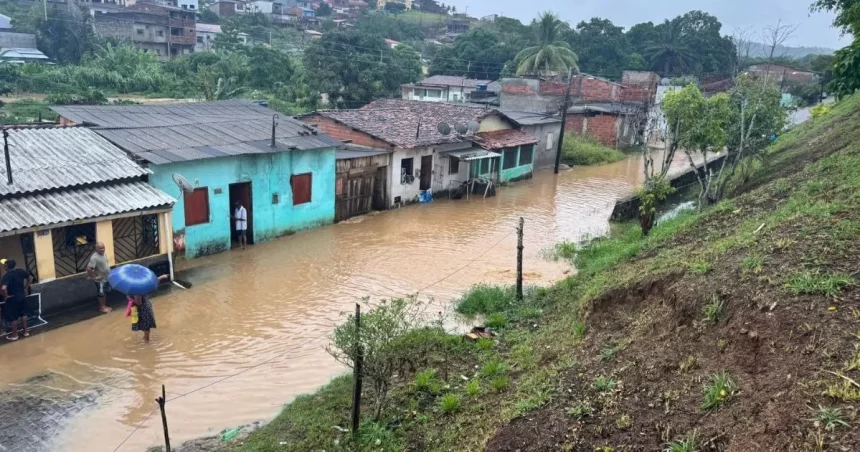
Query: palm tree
515,12,579,76
644,19,696,75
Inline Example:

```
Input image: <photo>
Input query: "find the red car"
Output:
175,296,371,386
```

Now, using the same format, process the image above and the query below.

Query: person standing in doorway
87,242,113,313
232,201,248,250
2,259,32,340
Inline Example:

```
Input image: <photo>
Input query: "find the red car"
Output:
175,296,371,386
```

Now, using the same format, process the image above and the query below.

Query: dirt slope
487,99,860,451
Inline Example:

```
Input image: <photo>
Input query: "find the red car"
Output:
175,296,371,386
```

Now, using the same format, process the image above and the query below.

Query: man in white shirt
231,201,248,250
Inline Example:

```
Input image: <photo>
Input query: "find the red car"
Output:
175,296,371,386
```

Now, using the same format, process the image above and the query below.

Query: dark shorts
2,296,24,322
94,281,112,297
236,230,247,240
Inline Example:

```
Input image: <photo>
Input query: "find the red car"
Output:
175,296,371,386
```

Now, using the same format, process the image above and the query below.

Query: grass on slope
221,93,860,452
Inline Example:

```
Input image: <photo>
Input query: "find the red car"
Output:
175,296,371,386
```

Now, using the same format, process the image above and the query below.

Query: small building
498,110,562,169
0,126,175,315
52,101,340,259
0,32,49,64
94,3,196,59
335,145,392,221
564,103,641,149
195,22,221,52
402,75,500,104
745,63,816,84
301,99,537,207
207,0,248,17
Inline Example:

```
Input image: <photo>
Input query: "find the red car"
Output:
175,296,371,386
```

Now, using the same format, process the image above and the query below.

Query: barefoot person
87,242,113,313
127,275,169,342
231,201,248,250
1,259,33,341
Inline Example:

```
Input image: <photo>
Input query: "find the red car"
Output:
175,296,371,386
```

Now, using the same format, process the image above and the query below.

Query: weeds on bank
567,400,594,419
481,358,507,377
439,394,460,415
412,369,442,394
785,270,854,297
593,376,618,393
702,296,725,324
809,405,849,431
741,254,764,274
664,430,698,452
702,372,737,410
554,240,577,260
600,344,621,361
689,260,712,275
455,284,515,316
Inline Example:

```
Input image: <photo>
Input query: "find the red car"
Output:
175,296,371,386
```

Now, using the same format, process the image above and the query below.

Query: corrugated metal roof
499,109,562,126
0,127,151,197
0,181,175,234
51,101,340,164
446,149,500,161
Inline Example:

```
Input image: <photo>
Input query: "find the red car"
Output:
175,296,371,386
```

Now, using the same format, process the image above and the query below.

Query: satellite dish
454,123,469,135
437,122,451,136
172,173,194,194
467,120,480,133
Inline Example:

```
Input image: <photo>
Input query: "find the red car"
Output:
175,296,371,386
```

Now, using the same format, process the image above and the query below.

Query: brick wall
301,115,393,149
564,113,619,148
579,78,618,102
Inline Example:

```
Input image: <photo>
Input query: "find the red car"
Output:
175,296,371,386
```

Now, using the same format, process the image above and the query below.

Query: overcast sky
446,0,850,49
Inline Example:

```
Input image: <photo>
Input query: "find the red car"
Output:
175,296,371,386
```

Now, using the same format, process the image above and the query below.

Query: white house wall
389,147,435,205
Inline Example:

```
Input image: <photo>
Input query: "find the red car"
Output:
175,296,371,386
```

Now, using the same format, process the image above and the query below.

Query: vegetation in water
561,134,625,166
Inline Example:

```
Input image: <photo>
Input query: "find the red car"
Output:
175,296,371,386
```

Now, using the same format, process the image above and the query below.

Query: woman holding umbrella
108,264,169,342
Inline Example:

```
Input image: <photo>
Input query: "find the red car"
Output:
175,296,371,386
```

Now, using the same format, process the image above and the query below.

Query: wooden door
335,166,377,222
420,155,432,190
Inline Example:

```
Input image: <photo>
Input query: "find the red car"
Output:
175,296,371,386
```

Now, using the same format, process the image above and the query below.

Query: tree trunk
639,212,655,236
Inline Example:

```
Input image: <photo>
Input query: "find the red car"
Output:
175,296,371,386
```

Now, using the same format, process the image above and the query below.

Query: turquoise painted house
53,101,340,258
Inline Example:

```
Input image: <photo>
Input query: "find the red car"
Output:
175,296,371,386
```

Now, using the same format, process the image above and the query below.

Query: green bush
561,134,625,166
455,284,514,316
485,313,507,329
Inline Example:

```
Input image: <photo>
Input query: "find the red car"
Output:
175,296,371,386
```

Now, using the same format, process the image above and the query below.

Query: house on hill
744,63,816,84
0,126,175,315
52,101,340,259
300,99,537,207
401,75,500,104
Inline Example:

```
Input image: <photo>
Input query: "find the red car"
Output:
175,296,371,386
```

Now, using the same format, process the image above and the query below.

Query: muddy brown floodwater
0,153,691,452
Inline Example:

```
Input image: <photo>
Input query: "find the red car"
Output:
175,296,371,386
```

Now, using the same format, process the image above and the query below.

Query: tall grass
561,134,625,166
455,284,514,316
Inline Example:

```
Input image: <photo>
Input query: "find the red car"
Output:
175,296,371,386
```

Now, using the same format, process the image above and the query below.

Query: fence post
156,384,170,452
516,217,524,301
351,303,363,439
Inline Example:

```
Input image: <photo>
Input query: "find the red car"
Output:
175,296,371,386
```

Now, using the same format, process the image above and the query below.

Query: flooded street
0,153,689,452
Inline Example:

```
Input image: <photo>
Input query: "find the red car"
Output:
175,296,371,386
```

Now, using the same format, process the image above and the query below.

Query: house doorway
420,155,433,190
229,182,253,247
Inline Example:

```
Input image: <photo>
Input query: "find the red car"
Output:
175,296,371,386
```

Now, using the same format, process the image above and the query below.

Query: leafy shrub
455,284,514,316
561,134,625,166
485,313,507,329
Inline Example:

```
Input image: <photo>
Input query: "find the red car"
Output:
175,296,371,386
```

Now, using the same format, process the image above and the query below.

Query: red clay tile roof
473,129,538,150
311,99,514,148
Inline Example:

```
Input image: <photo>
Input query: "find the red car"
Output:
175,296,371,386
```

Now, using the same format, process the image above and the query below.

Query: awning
446,149,501,161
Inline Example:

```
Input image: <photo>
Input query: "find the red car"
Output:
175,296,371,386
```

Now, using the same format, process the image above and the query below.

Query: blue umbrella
108,264,158,296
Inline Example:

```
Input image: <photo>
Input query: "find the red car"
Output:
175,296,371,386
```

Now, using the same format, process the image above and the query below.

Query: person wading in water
87,242,113,313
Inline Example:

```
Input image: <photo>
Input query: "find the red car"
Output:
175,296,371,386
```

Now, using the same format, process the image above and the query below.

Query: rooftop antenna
271,114,279,147
3,128,11,185
437,122,451,136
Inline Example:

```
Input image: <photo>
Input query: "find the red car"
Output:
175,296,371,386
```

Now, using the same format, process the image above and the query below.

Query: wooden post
554,69,576,174
516,217,524,301
156,384,171,452
351,303,363,438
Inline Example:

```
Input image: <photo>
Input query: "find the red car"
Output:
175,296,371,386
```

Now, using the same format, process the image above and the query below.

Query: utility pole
554,68,575,174
42,0,47,21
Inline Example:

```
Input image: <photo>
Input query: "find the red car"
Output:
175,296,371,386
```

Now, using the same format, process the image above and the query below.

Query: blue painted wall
148,148,336,258
469,145,535,182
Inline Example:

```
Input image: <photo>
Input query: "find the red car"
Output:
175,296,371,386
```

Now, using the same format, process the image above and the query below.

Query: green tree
567,17,631,79
624,53,647,70
199,9,221,24
245,46,293,89
14,4,97,64
515,12,578,76
303,31,421,108
676,10,736,75
662,84,732,209
626,21,659,57
644,19,696,75
316,2,333,16
811,0,859,98
213,20,244,52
